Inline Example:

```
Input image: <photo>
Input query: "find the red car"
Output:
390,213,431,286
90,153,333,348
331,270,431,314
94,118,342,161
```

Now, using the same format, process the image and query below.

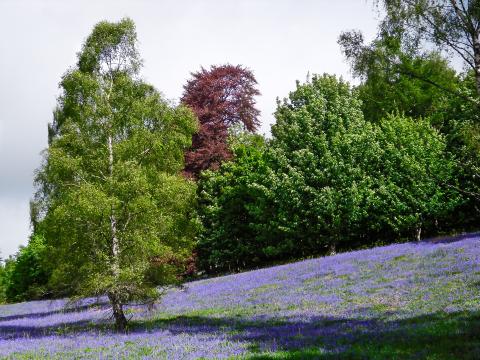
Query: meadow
1,234,479,359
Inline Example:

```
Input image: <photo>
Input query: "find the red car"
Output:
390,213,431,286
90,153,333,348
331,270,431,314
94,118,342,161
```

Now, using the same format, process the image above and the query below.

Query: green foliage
270,75,456,248
197,132,271,272
445,85,480,229
2,234,50,303
34,18,198,329
267,74,380,255
372,114,458,237
77,18,141,75
197,74,458,272
339,19,480,231
0,258,5,303
358,52,460,126
375,0,480,95
338,30,463,126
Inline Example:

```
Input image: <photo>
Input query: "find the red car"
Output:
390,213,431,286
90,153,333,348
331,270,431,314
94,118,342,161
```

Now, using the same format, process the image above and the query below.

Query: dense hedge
197,75,459,273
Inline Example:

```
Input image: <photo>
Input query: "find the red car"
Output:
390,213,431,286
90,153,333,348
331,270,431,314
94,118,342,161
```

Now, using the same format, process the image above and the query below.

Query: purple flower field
1,235,480,359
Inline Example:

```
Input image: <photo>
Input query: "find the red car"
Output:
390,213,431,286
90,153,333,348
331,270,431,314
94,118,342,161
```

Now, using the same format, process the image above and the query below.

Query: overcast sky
0,0,380,258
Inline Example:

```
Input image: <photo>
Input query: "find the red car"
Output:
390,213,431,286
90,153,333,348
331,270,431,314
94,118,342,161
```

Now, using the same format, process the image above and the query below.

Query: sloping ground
1,235,480,359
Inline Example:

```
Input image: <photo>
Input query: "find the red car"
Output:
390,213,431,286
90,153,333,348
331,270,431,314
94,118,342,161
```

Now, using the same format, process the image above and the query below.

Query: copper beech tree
181,65,261,178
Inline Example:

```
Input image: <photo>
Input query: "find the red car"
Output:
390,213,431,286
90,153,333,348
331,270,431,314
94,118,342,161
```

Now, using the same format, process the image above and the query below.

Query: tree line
1,1,479,330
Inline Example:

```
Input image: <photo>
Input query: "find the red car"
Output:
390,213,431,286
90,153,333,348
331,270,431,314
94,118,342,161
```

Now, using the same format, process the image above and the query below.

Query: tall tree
181,64,261,178
376,0,480,95
0,255,5,304
34,18,198,330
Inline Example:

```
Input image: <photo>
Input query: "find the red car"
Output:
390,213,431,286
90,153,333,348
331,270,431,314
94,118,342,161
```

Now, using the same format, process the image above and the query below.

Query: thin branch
444,181,480,202
450,0,474,33
396,65,480,105
425,25,475,67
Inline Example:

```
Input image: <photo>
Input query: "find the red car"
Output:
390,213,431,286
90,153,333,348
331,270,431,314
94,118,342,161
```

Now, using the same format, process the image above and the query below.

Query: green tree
446,105,480,228
197,131,271,272
267,74,381,255
196,74,456,272
2,234,50,303
34,18,198,330
0,255,5,303
373,114,458,240
340,8,480,231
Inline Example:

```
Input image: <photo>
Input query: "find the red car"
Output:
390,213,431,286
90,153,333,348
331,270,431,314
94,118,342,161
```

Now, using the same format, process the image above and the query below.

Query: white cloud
0,197,30,259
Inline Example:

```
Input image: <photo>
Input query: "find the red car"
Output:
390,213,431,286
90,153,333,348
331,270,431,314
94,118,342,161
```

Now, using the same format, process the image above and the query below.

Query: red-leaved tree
181,64,260,178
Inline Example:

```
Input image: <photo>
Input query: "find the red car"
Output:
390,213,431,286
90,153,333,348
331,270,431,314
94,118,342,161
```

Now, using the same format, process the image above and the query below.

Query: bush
197,132,271,272
3,234,51,302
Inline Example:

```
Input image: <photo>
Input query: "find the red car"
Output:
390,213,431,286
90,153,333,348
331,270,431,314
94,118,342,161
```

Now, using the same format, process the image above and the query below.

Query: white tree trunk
328,242,337,255
415,226,422,242
108,134,120,277
474,30,480,96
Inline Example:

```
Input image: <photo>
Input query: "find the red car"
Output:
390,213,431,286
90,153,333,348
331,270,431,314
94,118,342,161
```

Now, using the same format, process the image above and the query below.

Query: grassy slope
1,235,480,359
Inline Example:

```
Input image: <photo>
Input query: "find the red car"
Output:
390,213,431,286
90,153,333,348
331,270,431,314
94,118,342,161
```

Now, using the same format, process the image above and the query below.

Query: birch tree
34,18,198,330
377,0,480,95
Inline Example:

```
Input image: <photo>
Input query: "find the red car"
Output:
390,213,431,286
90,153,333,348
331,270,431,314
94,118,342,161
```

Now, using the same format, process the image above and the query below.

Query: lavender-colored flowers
1,235,479,359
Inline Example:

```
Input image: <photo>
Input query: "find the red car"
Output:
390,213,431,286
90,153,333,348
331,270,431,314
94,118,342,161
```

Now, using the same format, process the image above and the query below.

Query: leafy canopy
197,131,270,272
197,74,457,272
1,234,50,303
339,31,461,125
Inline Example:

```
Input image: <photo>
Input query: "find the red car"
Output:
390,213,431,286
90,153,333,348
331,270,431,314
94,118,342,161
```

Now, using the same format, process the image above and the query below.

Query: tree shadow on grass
0,320,102,340
1,305,479,359
0,301,112,340
261,311,480,359
134,309,480,359
422,231,480,244
0,300,110,322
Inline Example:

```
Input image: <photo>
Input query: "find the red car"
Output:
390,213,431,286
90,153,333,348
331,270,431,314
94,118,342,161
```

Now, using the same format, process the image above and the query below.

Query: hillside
1,235,480,359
